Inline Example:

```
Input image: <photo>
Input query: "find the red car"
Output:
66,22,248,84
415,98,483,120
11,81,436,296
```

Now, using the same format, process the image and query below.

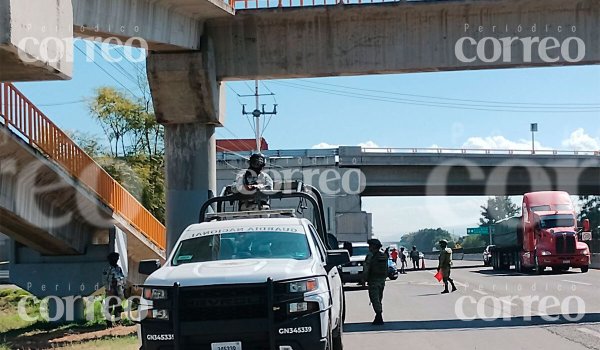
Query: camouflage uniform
363,250,388,315
438,245,457,293
103,261,125,327
103,265,125,298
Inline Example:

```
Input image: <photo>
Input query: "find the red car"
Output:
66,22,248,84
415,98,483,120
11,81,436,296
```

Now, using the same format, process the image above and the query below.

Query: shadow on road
344,313,600,333
473,269,584,277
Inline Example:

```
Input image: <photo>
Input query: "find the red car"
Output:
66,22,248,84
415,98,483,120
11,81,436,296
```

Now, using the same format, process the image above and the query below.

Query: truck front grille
556,234,576,254
179,284,267,321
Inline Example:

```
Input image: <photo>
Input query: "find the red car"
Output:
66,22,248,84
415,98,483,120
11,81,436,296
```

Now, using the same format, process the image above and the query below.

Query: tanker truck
489,191,592,274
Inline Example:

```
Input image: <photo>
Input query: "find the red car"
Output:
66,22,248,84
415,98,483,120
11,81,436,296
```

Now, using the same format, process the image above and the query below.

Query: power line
270,80,600,113
296,79,600,107
74,42,139,97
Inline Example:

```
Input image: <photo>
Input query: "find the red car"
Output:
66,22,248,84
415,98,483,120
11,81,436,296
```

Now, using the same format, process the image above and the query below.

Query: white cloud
462,135,549,151
357,140,379,148
561,128,600,151
311,142,339,149
311,140,380,149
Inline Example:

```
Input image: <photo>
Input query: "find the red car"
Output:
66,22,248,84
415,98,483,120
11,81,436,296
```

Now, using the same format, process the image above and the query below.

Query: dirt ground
4,325,137,349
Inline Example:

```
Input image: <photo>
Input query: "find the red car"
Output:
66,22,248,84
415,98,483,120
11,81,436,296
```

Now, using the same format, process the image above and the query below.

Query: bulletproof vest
370,251,388,277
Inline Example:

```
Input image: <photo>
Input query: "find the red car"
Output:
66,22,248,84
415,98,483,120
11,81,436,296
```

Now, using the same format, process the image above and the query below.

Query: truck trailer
490,191,592,274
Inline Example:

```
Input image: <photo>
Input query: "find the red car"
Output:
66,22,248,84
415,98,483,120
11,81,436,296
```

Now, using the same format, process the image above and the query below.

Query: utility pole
242,81,277,152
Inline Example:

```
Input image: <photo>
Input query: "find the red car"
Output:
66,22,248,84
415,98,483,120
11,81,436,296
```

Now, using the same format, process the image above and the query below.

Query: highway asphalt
342,260,600,350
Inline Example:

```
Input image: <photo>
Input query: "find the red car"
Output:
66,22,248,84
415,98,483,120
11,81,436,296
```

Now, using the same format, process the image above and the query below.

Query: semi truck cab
522,191,591,273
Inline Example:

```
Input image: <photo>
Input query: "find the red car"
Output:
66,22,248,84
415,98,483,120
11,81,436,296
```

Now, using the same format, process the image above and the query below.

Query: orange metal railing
0,83,166,250
233,0,397,10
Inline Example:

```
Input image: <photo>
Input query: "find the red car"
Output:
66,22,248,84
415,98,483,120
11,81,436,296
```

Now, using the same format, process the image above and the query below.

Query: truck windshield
539,214,575,229
352,246,370,256
171,231,311,266
531,204,573,212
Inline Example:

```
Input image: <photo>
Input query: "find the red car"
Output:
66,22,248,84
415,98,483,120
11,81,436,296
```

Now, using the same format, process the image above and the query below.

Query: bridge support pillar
164,123,217,253
147,41,223,253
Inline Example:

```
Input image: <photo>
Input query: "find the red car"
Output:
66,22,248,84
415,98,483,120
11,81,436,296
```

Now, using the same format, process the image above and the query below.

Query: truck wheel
581,266,589,273
332,321,343,350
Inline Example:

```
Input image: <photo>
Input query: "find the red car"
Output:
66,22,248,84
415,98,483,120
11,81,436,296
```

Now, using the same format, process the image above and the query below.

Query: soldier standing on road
438,240,457,294
103,252,125,327
410,246,420,270
399,247,407,274
362,239,388,325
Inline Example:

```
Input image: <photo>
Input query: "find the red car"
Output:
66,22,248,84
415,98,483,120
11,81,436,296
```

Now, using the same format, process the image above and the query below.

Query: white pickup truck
137,184,349,350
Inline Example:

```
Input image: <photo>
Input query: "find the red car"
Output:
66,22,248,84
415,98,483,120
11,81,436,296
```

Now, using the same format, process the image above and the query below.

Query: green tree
480,196,520,226
459,235,487,249
399,228,454,252
80,85,166,224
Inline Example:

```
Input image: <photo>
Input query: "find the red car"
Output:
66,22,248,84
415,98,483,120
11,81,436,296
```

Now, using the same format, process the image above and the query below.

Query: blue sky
14,40,600,242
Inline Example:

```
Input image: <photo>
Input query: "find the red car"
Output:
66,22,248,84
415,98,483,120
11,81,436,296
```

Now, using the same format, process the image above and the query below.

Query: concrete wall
0,0,73,81
207,0,600,80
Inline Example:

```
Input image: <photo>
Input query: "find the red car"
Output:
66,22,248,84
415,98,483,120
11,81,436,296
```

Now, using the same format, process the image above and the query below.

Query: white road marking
454,281,468,288
561,280,592,286
577,328,600,339
473,290,488,295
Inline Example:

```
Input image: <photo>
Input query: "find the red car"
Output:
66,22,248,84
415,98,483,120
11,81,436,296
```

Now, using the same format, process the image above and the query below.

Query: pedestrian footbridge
0,83,165,298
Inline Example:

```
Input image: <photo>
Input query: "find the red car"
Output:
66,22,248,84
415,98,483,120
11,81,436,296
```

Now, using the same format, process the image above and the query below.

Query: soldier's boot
442,281,449,294
450,279,457,292
372,312,384,325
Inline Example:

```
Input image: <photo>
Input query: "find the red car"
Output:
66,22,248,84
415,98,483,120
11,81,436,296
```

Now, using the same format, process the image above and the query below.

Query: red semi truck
490,191,592,274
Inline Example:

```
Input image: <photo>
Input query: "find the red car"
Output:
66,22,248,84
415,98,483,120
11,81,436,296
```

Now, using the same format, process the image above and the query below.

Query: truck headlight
148,309,169,320
143,288,168,300
541,251,552,256
579,248,590,255
288,301,319,314
288,279,318,293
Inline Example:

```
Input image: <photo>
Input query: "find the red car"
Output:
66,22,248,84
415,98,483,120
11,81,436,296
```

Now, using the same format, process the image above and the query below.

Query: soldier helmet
367,239,382,248
439,239,448,246
249,153,266,170
107,252,120,262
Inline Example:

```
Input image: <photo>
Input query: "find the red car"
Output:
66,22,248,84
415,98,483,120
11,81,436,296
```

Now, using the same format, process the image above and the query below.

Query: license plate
342,266,362,274
211,342,242,350
562,260,570,264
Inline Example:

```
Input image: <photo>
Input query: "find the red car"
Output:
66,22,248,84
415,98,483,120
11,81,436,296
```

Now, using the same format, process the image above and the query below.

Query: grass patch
54,335,139,349
0,289,42,333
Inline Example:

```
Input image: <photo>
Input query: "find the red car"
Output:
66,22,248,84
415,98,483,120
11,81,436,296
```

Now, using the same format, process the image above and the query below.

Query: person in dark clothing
363,239,388,325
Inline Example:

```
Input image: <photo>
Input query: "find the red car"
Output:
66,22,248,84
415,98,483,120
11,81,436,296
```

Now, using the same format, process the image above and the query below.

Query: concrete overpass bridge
338,146,600,196
0,83,165,299
216,146,600,242
2,0,599,251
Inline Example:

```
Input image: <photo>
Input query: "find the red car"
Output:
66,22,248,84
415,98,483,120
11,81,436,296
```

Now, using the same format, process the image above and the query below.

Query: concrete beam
0,0,73,82
147,47,224,125
72,0,234,51
207,0,600,80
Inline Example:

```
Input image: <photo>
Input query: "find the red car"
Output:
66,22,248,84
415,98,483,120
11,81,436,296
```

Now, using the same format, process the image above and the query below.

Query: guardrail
0,83,166,250
233,0,401,10
217,148,339,160
362,147,600,156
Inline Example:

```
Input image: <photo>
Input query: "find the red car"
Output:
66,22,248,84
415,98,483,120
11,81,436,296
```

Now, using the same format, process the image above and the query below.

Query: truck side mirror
139,259,161,275
326,250,350,271
583,219,590,232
